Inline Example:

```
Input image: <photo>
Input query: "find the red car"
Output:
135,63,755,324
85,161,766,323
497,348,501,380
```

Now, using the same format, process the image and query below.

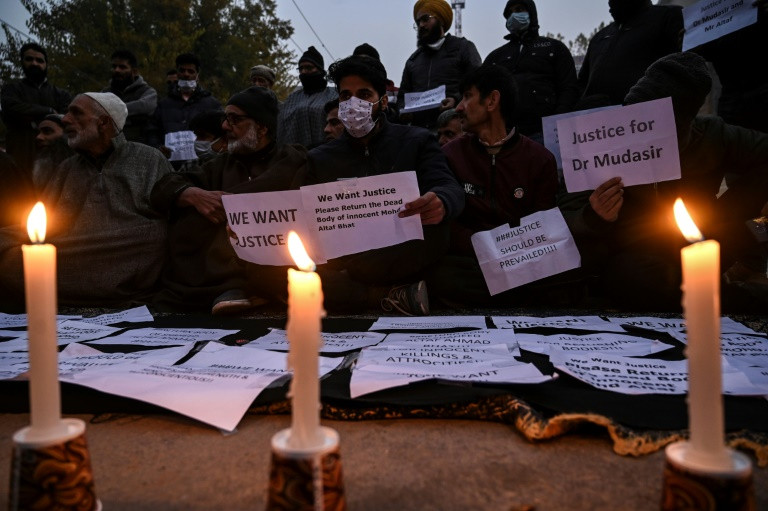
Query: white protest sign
301,171,423,259
57,345,192,378
542,105,620,170
471,208,580,295
550,351,762,395
222,190,324,265
516,332,672,357
0,337,27,352
401,84,446,113
0,313,82,328
369,316,488,331
0,352,29,380
683,0,757,51
87,327,239,347
557,98,680,193
78,306,154,326
606,316,759,335
720,334,768,369
740,366,768,395
165,130,196,161
380,330,520,356
245,328,385,353
492,315,626,333
0,320,122,351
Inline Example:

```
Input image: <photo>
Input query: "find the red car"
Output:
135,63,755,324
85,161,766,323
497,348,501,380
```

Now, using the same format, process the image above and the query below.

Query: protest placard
542,105,619,170
369,316,488,331
245,328,385,353
471,208,580,295
682,0,758,51
516,332,671,357
164,130,196,161
492,315,626,333
557,98,680,193
401,85,446,113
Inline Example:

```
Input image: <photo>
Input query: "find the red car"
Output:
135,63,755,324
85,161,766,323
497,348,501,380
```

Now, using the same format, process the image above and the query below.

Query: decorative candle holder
661,441,754,511
266,426,346,511
9,418,100,511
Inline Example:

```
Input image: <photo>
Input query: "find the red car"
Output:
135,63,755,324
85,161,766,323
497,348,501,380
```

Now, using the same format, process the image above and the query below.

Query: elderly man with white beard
150,86,308,313
0,92,171,309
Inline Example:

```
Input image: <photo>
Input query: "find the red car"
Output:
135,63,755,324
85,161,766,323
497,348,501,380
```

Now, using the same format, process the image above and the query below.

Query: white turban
82,92,128,131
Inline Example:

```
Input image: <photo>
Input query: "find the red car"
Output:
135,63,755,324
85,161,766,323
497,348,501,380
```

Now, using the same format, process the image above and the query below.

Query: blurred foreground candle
674,198,730,468
22,202,63,436
286,231,325,449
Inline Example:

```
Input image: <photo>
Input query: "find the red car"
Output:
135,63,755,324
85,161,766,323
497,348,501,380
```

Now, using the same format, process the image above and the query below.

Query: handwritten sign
471,208,581,295
557,98,680,193
401,85,446,113
165,130,196,161
683,0,757,51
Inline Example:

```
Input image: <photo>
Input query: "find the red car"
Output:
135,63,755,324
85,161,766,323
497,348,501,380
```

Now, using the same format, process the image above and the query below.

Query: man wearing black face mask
277,46,338,149
578,0,683,105
1,42,71,173
101,49,157,144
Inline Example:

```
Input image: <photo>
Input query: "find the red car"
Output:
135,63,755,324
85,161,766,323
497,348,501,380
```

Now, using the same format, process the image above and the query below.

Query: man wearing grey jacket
102,49,158,144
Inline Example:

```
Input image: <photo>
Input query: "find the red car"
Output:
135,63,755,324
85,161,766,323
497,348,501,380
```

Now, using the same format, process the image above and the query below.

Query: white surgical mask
194,140,212,157
338,96,382,138
178,79,197,91
506,12,530,34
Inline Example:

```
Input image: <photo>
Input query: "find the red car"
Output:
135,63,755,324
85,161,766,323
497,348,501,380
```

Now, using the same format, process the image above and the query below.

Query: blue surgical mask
506,12,530,34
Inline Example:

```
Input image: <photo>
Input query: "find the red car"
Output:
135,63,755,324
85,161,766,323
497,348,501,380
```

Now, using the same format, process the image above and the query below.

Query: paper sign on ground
223,190,324,266
0,352,29,380
740,366,768,394
301,171,423,259
57,345,193,377
165,130,196,161
720,334,768,369
78,306,154,326
350,344,551,398
472,208,580,295
245,329,385,353
683,0,757,51
60,342,342,431
401,85,446,113
380,330,520,356
516,332,671,357
0,321,122,351
87,327,239,347
542,105,620,170
369,316,487,331
606,316,759,335
557,98,680,193
550,351,762,395
492,315,626,332
0,313,82,328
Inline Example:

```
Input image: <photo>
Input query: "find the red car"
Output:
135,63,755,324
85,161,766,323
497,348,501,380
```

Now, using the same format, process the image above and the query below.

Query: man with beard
578,0,683,105
484,0,579,142
277,46,338,148
1,42,71,172
0,92,171,309
148,53,221,167
101,49,157,144
397,0,481,131
32,113,74,191
150,87,308,313
298,55,464,315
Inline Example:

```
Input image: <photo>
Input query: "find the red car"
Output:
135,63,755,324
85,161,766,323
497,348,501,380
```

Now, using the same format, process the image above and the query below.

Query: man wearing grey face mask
483,0,579,143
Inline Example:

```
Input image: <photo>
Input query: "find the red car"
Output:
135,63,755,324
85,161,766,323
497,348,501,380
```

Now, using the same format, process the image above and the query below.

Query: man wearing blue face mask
484,0,579,142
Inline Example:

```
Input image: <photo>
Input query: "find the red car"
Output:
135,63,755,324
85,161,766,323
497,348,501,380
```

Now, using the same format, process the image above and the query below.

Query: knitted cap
249,65,276,85
227,86,278,135
624,52,712,120
42,113,65,127
413,0,453,31
299,46,324,70
353,43,380,61
82,92,128,131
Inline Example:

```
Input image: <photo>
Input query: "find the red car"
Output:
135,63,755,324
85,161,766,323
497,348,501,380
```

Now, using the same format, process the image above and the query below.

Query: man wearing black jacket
484,0,579,141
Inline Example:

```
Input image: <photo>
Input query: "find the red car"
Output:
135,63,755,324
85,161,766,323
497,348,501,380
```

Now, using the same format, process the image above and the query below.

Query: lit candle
674,198,730,469
286,231,325,449
22,202,65,438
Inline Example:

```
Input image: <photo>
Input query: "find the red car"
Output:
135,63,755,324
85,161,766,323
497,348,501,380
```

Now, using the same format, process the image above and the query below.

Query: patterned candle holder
661,441,754,511
267,427,346,511
9,418,100,511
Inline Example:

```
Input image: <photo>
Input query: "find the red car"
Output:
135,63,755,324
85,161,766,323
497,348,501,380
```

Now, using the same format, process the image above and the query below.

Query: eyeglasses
413,14,435,30
224,113,252,126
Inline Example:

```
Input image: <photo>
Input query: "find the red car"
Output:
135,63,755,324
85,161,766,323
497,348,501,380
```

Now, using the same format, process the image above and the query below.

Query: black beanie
299,46,324,70
227,86,279,137
624,52,712,121
353,43,380,61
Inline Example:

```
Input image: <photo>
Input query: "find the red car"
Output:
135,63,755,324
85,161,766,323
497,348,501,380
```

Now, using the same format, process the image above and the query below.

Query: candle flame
27,202,47,243
673,198,703,243
287,231,315,271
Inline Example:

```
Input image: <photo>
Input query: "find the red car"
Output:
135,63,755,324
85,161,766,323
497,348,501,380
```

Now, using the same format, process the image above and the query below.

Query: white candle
22,202,63,436
286,231,325,449
674,199,730,469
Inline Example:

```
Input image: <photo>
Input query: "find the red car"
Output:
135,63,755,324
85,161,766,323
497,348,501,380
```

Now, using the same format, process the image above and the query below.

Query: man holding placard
303,55,464,315
560,52,768,311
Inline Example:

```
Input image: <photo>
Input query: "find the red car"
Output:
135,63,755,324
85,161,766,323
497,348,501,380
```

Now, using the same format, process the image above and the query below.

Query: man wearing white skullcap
0,91,173,308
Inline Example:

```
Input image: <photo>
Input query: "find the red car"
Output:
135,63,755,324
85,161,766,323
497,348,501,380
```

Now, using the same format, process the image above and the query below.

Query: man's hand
589,177,624,222
399,191,446,225
177,187,227,224
440,97,456,111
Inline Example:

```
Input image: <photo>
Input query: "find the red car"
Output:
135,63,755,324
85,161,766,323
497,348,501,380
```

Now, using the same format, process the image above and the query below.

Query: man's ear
380,93,389,109
485,90,501,113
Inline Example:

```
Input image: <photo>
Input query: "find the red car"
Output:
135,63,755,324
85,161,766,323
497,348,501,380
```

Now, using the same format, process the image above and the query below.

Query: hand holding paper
398,191,445,225
589,177,624,222
178,187,227,224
